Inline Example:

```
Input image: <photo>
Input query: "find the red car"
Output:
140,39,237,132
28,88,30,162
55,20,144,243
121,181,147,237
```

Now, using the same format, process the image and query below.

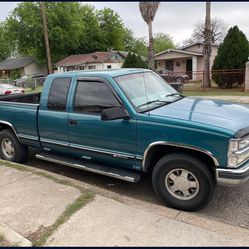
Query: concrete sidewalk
1,163,249,246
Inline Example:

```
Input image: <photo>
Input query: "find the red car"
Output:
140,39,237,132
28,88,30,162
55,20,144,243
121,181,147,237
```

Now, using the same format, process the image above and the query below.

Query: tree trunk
148,21,155,70
203,2,212,88
41,2,52,74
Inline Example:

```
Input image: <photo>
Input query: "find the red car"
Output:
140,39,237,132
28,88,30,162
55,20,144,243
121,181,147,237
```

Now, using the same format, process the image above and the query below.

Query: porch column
245,61,249,91
192,56,197,81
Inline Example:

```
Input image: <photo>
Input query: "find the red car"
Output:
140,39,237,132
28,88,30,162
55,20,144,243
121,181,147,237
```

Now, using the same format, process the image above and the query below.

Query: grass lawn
183,90,249,96
25,86,43,94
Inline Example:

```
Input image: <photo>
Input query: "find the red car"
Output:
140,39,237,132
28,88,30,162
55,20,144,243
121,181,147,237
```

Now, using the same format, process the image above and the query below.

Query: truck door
38,77,71,153
68,78,137,170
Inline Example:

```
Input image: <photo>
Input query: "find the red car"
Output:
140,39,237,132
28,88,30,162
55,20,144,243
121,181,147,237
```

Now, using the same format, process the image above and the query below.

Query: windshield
115,71,183,112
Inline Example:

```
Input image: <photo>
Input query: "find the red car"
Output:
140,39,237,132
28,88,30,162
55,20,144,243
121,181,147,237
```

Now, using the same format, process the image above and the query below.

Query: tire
0,129,28,163
176,77,184,83
152,153,215,211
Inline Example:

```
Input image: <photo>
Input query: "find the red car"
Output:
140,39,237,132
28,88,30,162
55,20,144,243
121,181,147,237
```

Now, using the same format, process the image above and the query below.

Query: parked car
0,84,24,95
0,69,249,211
155,69,189,83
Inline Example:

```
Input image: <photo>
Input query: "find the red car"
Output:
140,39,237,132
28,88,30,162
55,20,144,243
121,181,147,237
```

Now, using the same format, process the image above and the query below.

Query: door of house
186,59,192,79
165,60,174,71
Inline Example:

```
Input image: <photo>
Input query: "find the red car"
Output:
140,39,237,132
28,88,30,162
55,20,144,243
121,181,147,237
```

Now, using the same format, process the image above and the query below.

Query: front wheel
0,129,28,163
152,153,215,211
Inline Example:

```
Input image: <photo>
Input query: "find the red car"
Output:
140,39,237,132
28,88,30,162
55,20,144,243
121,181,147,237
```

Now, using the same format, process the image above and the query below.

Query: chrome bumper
216,161,249,186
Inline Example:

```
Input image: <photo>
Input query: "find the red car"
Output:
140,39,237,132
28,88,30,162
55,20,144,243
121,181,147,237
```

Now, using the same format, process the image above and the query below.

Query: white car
0,84,25,95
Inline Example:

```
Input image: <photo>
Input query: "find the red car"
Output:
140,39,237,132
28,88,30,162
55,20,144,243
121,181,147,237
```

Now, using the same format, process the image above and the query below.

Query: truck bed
0,93,40,147
0,92,41,104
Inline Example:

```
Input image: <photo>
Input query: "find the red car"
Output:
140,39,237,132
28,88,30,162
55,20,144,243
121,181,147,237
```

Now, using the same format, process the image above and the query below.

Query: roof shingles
0,57,35,71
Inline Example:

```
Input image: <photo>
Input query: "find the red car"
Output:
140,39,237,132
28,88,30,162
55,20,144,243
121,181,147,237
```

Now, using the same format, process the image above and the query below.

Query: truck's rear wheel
152,153,215,211
0,129,28,163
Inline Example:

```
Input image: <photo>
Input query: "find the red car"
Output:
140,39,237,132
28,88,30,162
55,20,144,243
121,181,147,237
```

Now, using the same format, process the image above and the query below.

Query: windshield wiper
165,93,184,98
137,100,168,108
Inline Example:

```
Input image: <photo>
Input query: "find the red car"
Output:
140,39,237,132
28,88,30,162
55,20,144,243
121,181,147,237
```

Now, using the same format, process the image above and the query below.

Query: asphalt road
25,151,249,230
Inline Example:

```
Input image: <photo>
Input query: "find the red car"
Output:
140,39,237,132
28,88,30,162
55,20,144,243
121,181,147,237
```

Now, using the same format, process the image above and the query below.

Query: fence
182,69,245,94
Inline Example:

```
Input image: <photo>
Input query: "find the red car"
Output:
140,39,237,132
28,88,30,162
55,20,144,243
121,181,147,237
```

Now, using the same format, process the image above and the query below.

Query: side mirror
101,106,130,121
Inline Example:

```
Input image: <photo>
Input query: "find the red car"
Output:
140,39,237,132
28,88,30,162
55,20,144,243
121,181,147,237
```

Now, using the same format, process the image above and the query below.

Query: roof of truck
50,68,151,79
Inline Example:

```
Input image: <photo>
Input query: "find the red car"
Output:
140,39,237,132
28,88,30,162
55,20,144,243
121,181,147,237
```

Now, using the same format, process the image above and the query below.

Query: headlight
228,137,249,168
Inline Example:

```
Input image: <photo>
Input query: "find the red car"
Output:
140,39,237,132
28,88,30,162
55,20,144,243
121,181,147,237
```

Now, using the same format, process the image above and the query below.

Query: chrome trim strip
70,143,136,159
40,138,69,147
0,120,20,141
18,134,39,141
142,141,220,172
36,153,140,183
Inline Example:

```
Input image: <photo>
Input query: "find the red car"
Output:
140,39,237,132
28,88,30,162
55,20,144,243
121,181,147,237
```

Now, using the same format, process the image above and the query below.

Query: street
25,150,249,231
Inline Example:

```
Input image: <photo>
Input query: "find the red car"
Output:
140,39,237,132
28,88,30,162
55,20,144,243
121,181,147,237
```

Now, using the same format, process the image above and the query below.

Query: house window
107,65,112,69
88,65,96,70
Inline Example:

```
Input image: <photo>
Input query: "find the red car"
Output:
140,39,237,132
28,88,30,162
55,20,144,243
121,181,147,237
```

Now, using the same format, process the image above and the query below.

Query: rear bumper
216,161,249,185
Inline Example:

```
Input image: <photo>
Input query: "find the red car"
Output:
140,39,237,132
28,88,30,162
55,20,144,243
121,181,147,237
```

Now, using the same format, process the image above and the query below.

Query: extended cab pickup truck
0,69,249,211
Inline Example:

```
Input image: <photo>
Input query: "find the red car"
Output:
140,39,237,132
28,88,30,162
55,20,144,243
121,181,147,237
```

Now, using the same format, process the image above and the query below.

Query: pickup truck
0,68,249,211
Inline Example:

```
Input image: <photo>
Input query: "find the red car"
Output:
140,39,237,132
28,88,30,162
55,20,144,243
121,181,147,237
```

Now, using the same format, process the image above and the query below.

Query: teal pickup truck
0,68,249,211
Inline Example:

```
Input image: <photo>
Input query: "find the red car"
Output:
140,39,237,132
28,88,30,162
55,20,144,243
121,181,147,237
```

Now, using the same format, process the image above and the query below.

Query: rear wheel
0,129,28,163
152,153,215,211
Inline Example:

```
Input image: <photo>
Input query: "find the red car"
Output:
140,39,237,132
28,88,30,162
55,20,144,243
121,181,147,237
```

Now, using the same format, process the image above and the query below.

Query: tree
0,22,11,61
203,2,212,88
123,29,147,57
212,26,249,88
122,52,147,68
6,2,83,64
139,2,160,70
153,32,176,54
182,18,228,47
97,8,127,51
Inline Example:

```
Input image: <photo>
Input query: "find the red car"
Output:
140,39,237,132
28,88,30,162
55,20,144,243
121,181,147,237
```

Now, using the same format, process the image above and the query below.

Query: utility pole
41,2,52,74
203,1,212,88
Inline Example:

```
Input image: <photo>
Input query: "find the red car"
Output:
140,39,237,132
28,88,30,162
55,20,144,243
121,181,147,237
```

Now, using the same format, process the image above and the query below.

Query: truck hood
149,97,249,134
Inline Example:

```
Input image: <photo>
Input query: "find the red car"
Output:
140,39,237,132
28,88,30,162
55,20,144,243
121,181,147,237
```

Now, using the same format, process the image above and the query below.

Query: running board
36,152,140,183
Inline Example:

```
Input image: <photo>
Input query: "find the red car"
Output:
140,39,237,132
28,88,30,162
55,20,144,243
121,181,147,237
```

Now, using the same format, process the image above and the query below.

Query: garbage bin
168,82,183,94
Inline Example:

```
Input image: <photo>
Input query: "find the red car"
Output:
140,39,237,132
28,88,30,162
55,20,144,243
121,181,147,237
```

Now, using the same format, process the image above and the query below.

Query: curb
0,223,32,247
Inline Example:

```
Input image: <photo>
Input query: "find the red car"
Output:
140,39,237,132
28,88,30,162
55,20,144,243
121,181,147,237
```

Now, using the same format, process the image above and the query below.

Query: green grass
183,90,249,96
32,192,94,246
0,160,95,246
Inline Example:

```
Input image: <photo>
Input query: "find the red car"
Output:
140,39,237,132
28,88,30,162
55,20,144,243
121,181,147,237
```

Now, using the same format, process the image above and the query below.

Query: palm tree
139,2,160,70
203,2,212,87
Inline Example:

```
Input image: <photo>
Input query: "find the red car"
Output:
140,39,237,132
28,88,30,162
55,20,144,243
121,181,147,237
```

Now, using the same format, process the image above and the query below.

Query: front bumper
216,161,249,185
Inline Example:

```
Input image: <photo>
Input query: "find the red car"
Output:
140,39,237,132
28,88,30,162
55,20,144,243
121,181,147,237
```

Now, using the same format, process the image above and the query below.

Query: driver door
68,78,137,169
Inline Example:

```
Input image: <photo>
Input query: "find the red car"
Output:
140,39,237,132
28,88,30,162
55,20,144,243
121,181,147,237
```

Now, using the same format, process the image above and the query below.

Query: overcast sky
0,1,249,45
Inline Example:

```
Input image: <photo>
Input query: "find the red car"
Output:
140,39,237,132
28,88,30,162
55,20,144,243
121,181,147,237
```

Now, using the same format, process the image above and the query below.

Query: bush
212,26,249,88
122,52,148,68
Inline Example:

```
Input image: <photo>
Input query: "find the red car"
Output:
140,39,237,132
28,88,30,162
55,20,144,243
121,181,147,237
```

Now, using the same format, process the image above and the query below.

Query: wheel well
144,145,217,174
0,123,18,139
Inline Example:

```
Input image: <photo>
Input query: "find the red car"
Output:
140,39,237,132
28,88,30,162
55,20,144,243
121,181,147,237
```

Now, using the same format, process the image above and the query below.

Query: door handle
69,119,77,125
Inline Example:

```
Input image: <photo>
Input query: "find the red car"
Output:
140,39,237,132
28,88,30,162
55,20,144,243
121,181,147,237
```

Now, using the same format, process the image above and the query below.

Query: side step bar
36,152,140,183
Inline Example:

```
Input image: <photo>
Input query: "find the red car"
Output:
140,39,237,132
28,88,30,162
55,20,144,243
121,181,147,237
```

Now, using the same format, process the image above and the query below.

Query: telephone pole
41,2,52,74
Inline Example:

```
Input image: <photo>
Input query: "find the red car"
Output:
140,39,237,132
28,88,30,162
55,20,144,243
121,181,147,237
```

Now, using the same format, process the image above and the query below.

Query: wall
24,62,48,76
245,62,249,91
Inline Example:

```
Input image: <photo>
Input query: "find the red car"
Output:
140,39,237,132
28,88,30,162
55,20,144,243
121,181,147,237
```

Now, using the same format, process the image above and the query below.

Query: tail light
4,90,12,95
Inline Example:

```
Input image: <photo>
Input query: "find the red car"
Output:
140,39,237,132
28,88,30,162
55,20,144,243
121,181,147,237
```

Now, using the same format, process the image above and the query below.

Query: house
56,51,129,72
154,42,219,80
0,56,48,78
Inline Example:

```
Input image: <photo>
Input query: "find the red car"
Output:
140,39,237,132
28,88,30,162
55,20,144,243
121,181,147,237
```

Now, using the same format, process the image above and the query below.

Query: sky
0,1,249,45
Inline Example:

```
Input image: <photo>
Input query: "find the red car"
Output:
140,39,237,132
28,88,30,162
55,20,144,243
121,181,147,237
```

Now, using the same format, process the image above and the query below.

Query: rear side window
74,81,120,114
48,77,71,111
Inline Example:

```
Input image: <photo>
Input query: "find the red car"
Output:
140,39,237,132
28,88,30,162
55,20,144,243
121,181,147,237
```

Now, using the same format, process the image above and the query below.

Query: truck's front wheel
0,129,28,163
152,153,215,211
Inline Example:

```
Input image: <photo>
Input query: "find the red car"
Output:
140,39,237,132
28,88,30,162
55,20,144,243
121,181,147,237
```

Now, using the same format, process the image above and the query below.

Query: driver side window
73,81,120,114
